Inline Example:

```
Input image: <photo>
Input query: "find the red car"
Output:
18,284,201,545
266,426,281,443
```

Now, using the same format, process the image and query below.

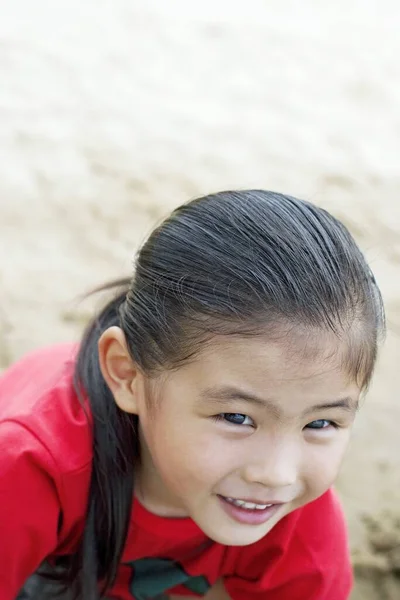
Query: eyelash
213,414,339,430
305,420,339,430
212,413,255,427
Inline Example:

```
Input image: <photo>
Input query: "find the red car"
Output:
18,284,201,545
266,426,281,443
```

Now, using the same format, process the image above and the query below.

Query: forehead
178,331,359,398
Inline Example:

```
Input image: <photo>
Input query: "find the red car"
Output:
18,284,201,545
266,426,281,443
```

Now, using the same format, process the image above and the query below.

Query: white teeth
225,497,272,510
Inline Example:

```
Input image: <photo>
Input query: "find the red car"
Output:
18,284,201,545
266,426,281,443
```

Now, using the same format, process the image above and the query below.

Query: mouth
224,497,274,510
218,495,285,526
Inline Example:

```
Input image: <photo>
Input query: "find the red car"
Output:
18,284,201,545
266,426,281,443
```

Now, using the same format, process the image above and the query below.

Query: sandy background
0,1,399,598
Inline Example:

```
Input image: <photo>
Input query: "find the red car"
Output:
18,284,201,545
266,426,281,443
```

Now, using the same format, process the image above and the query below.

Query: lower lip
218,495,283,525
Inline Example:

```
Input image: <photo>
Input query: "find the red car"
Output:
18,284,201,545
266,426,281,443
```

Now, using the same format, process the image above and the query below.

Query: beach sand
0,2,399,597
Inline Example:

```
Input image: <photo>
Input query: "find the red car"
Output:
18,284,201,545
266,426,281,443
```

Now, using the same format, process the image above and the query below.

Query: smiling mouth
218,495,284,526
223,497,274,511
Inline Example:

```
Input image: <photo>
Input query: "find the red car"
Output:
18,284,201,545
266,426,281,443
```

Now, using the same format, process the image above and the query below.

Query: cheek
146,415,237,485
303,433,351,490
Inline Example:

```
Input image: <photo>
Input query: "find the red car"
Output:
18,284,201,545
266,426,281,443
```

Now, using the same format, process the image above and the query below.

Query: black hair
67,190,385,598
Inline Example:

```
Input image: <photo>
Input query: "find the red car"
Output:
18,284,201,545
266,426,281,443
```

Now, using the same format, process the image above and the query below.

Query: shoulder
292,488,350,553
224,490,352,599
236,489,348,563
0,344,94,551
0,343,93,475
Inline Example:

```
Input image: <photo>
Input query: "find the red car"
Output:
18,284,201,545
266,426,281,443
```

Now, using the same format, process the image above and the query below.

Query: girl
0,190,384,600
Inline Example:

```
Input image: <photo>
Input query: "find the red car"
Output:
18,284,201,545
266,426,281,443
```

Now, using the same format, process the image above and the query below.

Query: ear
98,326,144,414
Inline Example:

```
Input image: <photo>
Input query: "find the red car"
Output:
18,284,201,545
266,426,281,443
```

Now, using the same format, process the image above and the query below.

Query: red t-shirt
0,345,353,599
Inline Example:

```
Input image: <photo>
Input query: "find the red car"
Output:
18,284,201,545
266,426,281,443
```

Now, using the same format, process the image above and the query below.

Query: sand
0,1,399,597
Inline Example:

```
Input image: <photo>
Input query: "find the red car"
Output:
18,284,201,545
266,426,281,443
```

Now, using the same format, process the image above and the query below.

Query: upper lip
220,495,285,505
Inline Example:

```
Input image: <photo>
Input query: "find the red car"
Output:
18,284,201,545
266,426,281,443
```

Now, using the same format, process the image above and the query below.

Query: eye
305,419,337,430
217,413,255,427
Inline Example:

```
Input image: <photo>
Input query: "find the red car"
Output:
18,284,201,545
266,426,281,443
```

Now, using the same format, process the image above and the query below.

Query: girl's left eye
305,419,336,430
216,413,255,427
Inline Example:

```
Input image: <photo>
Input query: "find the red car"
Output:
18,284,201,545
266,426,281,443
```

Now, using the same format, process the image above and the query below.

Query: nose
241,437,299,490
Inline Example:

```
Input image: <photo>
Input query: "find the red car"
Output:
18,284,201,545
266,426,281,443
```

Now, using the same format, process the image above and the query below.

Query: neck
135,431,189,518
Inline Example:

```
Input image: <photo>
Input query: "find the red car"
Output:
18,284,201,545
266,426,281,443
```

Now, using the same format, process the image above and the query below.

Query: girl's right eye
215,413,255,427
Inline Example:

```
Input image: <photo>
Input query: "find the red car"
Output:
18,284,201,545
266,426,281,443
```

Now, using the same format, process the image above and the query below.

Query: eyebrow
199,385,359,418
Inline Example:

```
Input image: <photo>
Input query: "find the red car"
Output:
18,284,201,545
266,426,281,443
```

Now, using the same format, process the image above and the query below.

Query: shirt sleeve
223,490,353,600
0,420,61,599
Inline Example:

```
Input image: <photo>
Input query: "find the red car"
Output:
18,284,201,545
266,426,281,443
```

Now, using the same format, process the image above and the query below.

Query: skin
98,326,361,599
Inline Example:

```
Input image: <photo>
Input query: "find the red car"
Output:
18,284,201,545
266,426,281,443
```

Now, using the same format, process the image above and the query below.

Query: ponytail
61,189,385,596
68,279,138,599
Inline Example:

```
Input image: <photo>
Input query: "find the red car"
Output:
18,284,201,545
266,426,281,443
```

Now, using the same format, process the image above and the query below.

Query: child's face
134,332,360,546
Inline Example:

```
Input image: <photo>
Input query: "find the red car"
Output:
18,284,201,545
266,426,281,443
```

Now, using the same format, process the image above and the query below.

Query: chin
203,523,273,547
